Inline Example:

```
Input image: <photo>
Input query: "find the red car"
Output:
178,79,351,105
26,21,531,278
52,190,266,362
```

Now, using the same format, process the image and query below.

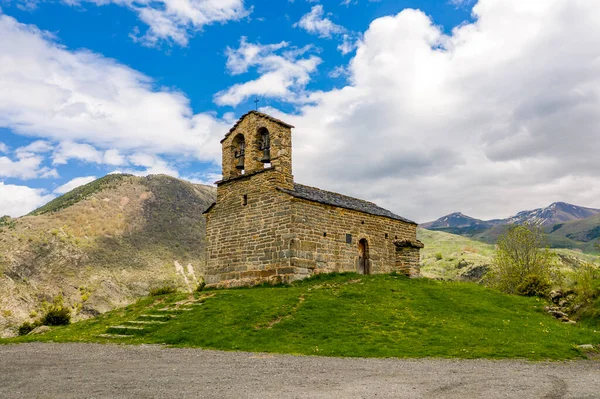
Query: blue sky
1,0,600,221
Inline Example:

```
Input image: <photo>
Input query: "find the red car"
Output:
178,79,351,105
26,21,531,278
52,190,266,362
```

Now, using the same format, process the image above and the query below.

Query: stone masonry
204,111,423,287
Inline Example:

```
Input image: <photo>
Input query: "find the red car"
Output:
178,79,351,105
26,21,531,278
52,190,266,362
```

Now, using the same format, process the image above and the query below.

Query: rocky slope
0,174,216,337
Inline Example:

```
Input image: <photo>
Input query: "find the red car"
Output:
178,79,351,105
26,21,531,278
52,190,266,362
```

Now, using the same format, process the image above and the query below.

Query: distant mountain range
421,202,600,252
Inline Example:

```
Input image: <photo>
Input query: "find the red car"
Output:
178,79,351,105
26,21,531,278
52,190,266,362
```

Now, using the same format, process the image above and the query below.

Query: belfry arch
232,133,246,176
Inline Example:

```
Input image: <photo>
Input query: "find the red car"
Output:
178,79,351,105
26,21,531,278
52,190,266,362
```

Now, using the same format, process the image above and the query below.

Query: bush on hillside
18,321,41,336
149,286,177,296
487,224,556,294
515,274,551,298
39,295,71,326
41,307,71,326
571,263,600,305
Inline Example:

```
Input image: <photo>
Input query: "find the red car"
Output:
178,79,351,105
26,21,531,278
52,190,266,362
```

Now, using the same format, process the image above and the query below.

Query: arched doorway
358,238,370,275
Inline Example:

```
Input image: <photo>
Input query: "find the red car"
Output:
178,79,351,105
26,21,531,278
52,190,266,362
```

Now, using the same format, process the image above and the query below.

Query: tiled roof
279,183,416,224
220,111,295,143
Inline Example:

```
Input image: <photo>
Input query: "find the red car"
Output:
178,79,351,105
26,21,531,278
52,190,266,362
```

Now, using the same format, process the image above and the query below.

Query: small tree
487,224,555,295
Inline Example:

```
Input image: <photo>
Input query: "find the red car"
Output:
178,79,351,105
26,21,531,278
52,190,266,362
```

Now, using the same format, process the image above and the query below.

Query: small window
385,233,389,239
346,234,352,244
395,235,398,239
323,232,327,237
361,221,365,225
242,194,248,206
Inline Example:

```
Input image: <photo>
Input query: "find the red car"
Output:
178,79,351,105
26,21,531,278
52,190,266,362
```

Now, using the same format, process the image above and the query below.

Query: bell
260,148,271,163
235,156,245,170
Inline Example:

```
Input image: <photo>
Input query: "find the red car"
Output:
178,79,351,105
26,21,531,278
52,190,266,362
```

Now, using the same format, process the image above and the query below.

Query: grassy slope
548,215,600,253
7,274,599,360
418,228,495,280
418,228,599,280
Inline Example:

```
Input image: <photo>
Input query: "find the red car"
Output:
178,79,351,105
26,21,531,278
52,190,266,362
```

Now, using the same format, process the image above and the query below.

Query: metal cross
254,98,259,110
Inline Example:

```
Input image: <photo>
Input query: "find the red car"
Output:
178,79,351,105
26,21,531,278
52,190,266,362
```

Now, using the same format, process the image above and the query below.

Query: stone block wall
221,113,293,180
204,169,296,287
288,198,420,276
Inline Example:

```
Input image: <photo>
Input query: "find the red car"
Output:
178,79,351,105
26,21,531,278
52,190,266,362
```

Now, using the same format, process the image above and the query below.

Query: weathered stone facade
204,111,423,287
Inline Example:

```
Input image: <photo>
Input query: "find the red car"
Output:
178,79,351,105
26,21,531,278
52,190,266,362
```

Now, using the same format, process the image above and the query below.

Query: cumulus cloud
214,37,321,106
16,0,250,47
275,0,600,222
15,140,53,155
294,5,346,38
0,151,57,179
54,175,97,194
0,182,54,217
0,142,8,153
0,14,229,168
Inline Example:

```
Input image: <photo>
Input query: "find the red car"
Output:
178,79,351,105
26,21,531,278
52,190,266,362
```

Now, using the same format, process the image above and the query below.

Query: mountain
420,212,498,236
506,202,600,227
422,202,600,252
0,174,216,337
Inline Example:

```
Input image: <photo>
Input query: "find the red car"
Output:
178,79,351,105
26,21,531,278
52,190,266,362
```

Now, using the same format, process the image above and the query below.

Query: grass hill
6,273,599,360
417,228,599,281
0,174,216,338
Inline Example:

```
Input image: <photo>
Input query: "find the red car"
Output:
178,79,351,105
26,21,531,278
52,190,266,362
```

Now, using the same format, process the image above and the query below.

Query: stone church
204,111,423,287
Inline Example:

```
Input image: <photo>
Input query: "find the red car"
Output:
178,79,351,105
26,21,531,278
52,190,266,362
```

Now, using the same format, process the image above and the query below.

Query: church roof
279,183,416,224
220,111,295,143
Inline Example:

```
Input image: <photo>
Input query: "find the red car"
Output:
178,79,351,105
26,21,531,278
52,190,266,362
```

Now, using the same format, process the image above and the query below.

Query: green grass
5,274,599,360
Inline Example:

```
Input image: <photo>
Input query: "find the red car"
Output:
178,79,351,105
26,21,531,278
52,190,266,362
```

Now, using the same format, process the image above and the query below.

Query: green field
5,273,599,360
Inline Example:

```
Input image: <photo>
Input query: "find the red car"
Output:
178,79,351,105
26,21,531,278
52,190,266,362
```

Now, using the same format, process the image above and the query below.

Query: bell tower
220,111,294,183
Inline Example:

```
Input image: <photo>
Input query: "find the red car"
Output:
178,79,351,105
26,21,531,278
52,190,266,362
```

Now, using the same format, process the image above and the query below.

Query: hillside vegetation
0,174,216,337
418,228,599,281
7,273,599,360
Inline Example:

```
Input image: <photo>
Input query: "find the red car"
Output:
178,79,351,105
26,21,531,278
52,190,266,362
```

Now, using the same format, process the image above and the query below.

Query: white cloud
54,175,97,194
126,152,180,177
337,34,358,55
276,0,600,222
52,141,103,165
294,5,346,38
0,151,57,179
0,14,228,169
103,149,126,166
15,140,53,155
0,142,8,153
17,0,250,47
214,37,321,106
0,182,54,217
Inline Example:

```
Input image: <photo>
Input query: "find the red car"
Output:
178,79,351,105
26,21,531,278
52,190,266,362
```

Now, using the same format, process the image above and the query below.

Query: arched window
232,133,245,174
258,127,271,164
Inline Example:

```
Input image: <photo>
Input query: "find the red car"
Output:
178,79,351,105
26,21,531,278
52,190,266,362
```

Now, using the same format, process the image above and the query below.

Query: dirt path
0,343,599,398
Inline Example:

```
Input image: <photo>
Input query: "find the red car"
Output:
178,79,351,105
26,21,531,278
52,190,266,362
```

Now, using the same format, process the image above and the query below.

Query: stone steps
139,314,175,319
126,320,166,325
98,333,133,339
107,325,145,332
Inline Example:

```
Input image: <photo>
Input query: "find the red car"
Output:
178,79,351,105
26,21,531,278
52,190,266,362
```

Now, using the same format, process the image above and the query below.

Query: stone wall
288,198,420,276
221,112,293,180
204,169,296,287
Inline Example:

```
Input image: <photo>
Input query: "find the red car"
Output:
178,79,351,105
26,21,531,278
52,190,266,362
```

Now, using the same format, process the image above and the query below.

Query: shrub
571,263,600,304
435,253,443,261
196,281,206,293
487,224,556,294
41,307,71,326
149,286,177,296
18,321,40,336
515,274,551,298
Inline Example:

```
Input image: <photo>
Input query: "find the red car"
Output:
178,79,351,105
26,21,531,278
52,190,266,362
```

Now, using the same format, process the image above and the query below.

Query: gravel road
0,343,598,398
